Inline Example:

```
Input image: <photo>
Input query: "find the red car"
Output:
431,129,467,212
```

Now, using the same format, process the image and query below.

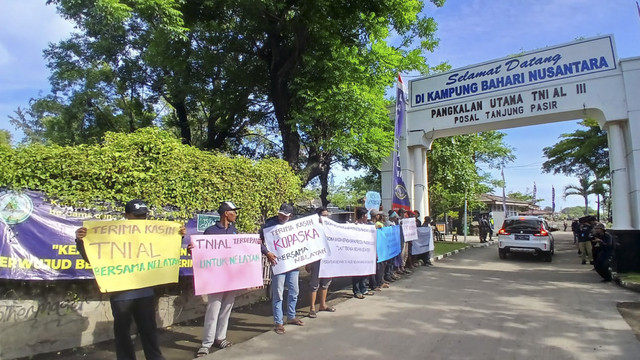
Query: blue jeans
271,269,299,325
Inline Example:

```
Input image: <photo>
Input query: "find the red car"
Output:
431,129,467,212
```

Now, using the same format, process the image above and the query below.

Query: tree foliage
13,0,448,205
0,128,300,231
542,118,609,179
0,130,11,146
428,132,514,218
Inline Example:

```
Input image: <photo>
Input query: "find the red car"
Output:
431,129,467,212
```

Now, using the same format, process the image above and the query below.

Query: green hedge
0,128,301,232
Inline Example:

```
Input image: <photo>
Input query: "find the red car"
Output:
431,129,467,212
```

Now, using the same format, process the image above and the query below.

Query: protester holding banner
419,216,434,266
307,207,335,318
75,199,186,360
260,203,304,335
193,201,242,357
351,207,373,299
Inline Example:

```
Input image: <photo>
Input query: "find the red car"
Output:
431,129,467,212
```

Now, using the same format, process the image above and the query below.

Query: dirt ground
617,302,640,341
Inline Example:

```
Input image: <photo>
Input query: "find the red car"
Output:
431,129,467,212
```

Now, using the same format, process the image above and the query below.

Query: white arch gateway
381,35,640,233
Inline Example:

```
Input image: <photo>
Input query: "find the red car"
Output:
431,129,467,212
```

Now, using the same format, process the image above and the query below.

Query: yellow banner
83,220,182,293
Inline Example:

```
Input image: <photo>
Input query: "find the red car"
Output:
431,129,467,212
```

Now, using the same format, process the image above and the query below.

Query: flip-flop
274,324,285,334
287,318,305,326
318,306,336,312
308,310,317,318
214,339,233,349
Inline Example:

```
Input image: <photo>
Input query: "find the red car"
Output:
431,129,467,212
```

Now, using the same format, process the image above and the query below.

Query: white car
498,216,555,262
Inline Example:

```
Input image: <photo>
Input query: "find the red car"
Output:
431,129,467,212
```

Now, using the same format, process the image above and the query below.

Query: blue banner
0,189,199,280
392,74,411,211
376,225,401,262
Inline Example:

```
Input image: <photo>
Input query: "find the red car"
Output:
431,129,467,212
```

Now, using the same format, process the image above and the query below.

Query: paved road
202,232,640,360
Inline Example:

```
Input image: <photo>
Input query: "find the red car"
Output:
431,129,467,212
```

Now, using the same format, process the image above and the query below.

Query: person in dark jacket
75,199,186,360
592,223,613,282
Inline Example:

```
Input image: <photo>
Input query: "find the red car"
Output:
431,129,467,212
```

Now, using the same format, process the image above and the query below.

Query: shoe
373,287,382,292
384,275,395,282
381,283,390,288
581,260,587,265
590,261,594,265
426,261,433,266
354,293,364,299
363,291,374,296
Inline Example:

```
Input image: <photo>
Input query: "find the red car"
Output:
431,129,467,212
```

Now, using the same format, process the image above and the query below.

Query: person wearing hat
194,201,241,357
592,223,613,282
577,216,597,265
75,199,186,360
259,203,304,335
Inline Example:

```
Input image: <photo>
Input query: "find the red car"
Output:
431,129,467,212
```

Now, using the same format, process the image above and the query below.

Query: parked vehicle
498,216,555,262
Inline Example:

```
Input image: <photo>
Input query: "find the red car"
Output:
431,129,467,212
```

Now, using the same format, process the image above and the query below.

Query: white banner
319,218,377,278
412,227,434,255
263,215,329,275
401,218,418,241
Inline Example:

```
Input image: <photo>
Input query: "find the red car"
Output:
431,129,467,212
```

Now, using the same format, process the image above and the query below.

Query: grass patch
433,242,470,256
618,272,640,284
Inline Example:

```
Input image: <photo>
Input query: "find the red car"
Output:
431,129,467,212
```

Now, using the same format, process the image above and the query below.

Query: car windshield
504,219,541,232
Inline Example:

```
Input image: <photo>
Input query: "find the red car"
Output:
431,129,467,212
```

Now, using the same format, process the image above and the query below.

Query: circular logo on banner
394,184,408,200
0,192,34,224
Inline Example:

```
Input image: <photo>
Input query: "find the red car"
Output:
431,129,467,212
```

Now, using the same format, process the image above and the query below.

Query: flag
392,74,411,212
552,186,556,213
501,166,507,215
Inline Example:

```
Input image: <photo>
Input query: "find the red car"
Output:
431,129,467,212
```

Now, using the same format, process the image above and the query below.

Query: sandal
308,310,317,318
195,347,209,357
363,291,374,296
354,293,364,299
318,306,336,312
287,318,304,326
381,283,390,288
214,339,233,349
274,324,285,334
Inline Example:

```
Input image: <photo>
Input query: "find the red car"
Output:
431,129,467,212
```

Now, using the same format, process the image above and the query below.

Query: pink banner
190,234,263,296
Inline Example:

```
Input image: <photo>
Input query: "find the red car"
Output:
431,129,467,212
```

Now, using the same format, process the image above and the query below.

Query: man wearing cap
260,203,303,335
577,215,597,265
592,223,613,282
75,199,186,360
194,201,241,357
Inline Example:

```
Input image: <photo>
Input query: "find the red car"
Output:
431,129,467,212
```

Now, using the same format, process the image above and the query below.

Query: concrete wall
0,281,267,359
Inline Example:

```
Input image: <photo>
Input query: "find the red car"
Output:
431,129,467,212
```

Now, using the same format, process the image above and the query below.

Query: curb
432,240,496,262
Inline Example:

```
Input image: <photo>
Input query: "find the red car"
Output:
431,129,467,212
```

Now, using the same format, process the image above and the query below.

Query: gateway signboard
411,35,617,108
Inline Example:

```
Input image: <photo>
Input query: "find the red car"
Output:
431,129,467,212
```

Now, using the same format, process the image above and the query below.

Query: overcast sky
1,0,639,211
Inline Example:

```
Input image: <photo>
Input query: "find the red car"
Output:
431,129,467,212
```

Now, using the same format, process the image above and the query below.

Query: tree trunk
173,102,191,145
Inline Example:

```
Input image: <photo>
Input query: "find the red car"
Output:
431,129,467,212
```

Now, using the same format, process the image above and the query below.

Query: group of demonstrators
74,198,435,360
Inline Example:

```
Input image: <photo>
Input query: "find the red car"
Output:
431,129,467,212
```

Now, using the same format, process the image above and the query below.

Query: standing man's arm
259,225,277,265
75,227,90,263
